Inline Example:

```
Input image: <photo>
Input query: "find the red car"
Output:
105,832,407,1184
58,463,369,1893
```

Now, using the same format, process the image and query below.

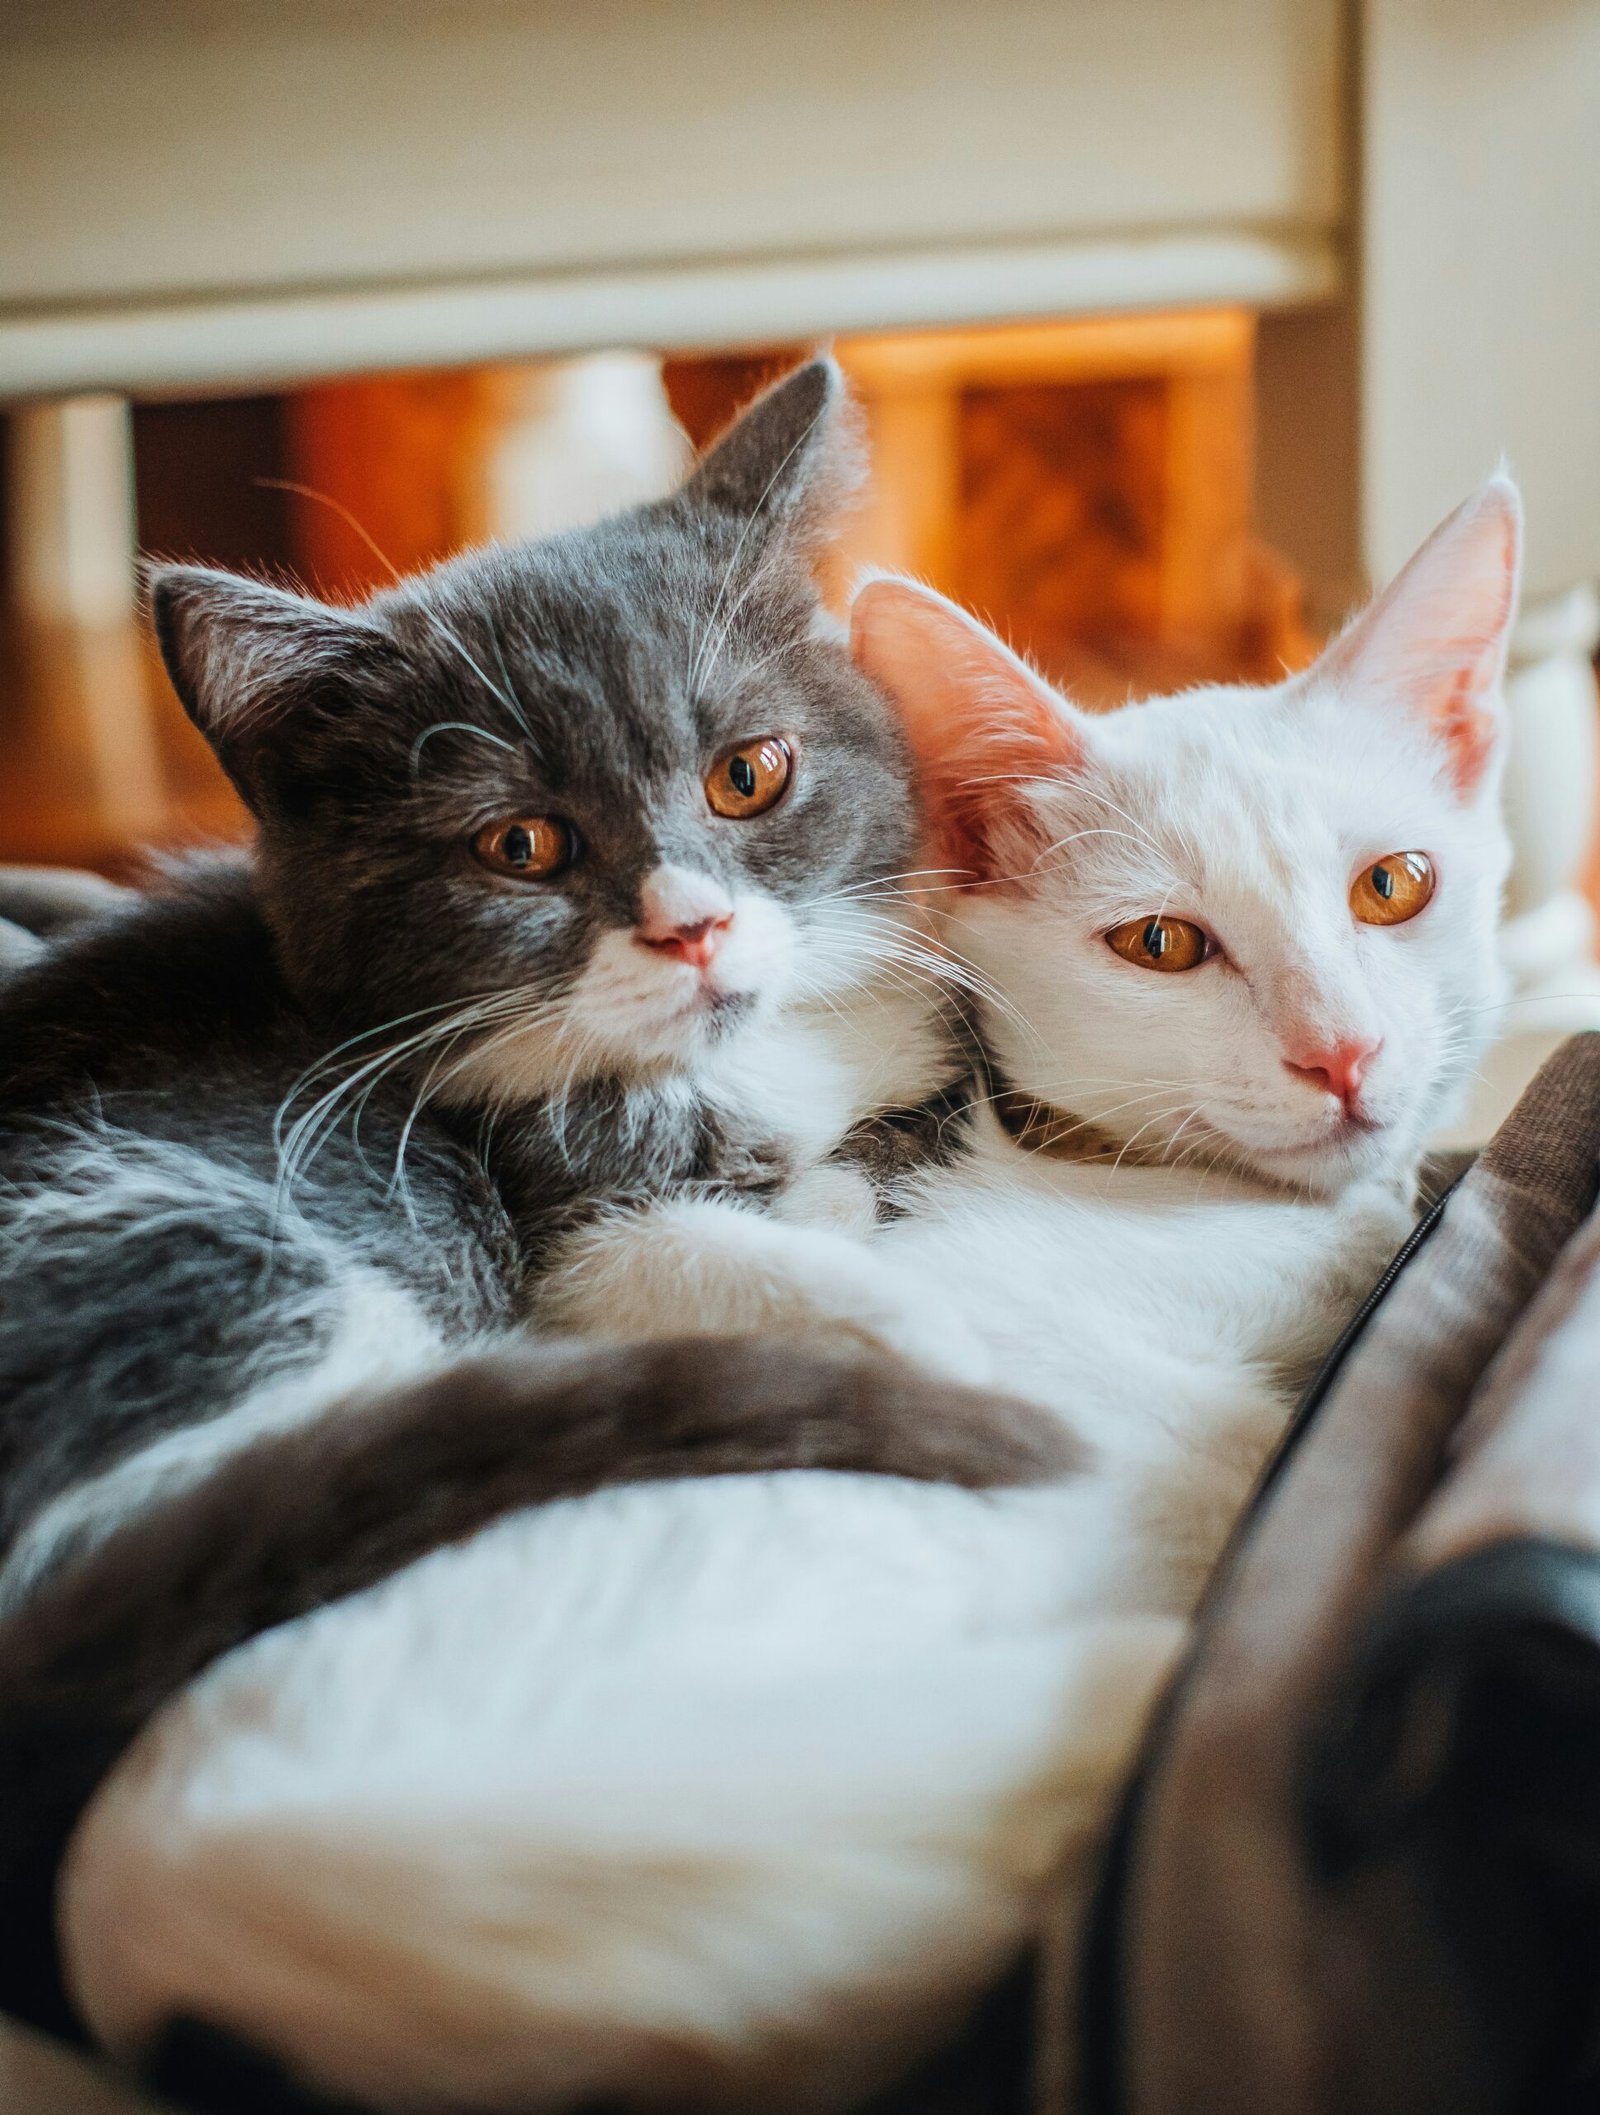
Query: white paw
772,1161,880,1236
538,1198,995,1390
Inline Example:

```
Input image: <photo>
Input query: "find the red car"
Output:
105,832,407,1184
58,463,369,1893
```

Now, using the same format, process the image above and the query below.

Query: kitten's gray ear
150,565,391,816
677,356,863,554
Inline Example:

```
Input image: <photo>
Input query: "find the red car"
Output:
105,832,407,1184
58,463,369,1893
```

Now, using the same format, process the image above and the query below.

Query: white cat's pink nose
636,868,734,970
1284,1037,1382,1114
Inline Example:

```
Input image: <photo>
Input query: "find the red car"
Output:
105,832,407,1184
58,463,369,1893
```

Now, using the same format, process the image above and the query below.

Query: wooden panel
959,377,1170,665
0,0,1344,395
284,372,516,600
132,397,292,576
836,314,1316,695
839,313,1263,391
662,352,803,455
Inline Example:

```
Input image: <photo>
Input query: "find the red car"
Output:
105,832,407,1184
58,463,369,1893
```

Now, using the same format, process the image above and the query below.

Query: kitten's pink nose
638,914,731,970
636,868,734,971
1284,1037,1383,1115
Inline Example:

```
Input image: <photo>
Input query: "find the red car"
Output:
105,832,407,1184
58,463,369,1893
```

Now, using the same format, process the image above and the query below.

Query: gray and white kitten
0,362,1065,2044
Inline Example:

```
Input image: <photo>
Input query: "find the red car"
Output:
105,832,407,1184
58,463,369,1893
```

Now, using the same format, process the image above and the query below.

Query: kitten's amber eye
1350,851,1435,927
1106,916,1210,972
472,815,577,880
706,736,793,819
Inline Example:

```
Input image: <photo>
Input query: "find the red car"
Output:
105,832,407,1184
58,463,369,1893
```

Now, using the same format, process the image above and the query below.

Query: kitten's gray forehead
382,510,798,744
396,506,766,645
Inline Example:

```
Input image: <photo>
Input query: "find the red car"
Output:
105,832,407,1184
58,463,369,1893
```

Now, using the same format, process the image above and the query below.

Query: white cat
58,480,1521,2113
542,476,1516,1602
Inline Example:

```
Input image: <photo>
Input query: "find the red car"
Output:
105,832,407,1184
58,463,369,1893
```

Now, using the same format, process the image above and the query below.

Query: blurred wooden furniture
837,315,1314,701
287,355,689,602
668,318,1314,704
0,398,163,864
5,0,1600,1127
284,371,513,601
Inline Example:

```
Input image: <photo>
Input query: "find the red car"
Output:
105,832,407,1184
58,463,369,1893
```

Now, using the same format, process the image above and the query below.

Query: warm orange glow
1,313,1319,865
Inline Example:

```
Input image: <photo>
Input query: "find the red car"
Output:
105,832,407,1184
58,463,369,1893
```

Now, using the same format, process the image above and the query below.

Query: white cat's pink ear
1314,476,1523,797
850,577,1085,877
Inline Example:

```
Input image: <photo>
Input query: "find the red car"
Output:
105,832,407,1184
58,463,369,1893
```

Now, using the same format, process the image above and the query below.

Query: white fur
0,916,44,972
59,486,1520,2110
445,883,937,1109
950,667,1508,1197
64,1478,1179,2109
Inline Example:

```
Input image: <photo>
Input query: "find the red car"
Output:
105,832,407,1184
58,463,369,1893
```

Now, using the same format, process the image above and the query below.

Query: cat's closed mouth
1239,1112,1391,1189
662,978,755,1031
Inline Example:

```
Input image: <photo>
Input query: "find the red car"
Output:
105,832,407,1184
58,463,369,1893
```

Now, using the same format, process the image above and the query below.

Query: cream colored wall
0,0,1344,395
1361,0,1600,601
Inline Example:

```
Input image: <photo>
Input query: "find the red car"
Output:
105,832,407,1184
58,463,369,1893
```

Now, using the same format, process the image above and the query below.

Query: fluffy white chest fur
58,478,1522,2111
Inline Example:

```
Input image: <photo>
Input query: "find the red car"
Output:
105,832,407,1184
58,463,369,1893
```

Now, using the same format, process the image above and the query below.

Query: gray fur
0,364,1015,2042
0,359,917,1569
0,865,132,938
154,362,902,1051
144,359,918,1250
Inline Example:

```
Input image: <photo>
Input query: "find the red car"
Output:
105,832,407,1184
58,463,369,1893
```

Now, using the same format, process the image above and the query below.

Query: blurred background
5,0,1600,1129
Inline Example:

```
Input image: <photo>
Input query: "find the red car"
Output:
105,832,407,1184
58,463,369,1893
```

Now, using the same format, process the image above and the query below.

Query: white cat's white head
852,478,1522,1194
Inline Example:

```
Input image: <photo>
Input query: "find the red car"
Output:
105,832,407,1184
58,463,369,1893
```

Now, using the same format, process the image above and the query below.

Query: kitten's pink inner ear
1317,476,1523,798
850,578,1083,879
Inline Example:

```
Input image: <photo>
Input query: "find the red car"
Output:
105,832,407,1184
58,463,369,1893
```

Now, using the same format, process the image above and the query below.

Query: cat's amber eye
706,736,794,820
1350,850,1435,927
471,815,578,881
1105,916,1211,973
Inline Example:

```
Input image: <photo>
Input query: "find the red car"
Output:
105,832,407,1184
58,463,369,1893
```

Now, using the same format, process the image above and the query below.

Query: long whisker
386,1001,562,1211
274,993,538,1209
409,720,521,777
273,996,507,1149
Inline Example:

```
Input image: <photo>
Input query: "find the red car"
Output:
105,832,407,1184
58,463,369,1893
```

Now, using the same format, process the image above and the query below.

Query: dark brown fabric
1405,1203,1600,1571
0,2013,166,2114
1099,1035,1600,2115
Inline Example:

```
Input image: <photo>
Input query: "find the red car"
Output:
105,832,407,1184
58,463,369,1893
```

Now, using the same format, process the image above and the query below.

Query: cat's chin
616,987,759,1070
1227,1116,1406,1195
441,986,765,1103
